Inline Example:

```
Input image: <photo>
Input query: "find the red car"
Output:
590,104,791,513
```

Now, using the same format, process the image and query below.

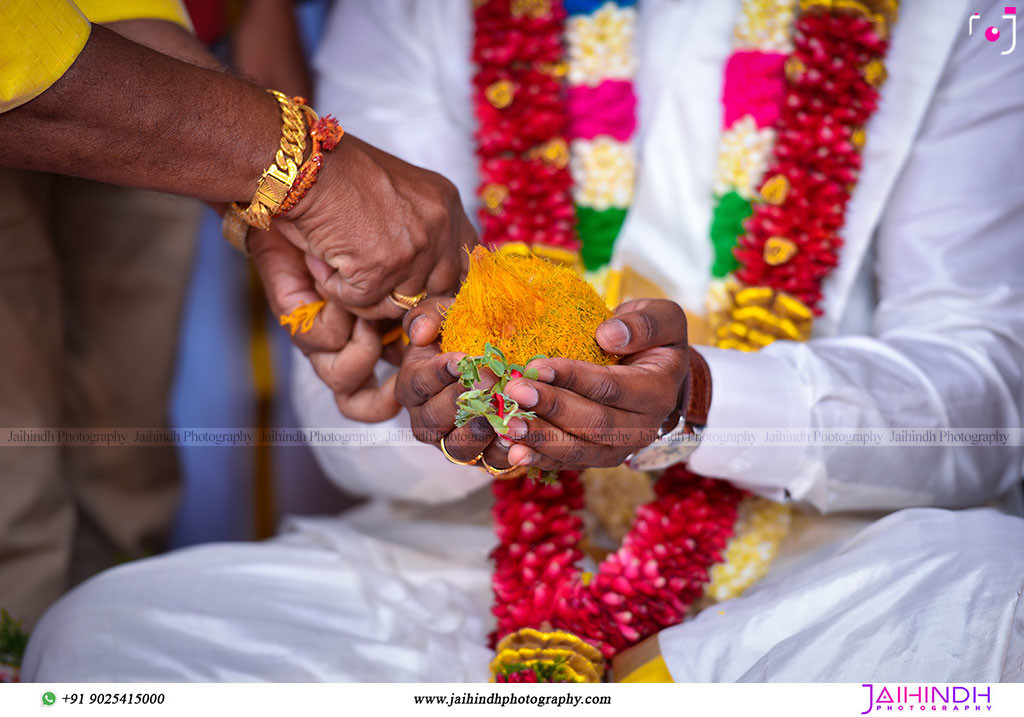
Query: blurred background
170,0,350,548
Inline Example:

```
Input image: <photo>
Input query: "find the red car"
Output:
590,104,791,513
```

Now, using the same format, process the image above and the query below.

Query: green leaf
486,343,507,362
486,414,509,434
488,358,506,377
527,354,547,364
465,399,491,413
524,368,540,380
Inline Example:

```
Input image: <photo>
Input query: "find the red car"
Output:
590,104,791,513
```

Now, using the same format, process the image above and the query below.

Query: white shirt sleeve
291,350,491,504
689,23,1024,512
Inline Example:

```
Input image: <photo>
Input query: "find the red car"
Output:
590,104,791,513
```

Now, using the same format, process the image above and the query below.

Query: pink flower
722,51,787,129
567,81,638,141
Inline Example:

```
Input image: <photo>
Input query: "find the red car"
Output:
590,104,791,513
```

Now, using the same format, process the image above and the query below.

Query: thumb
595,299,688,355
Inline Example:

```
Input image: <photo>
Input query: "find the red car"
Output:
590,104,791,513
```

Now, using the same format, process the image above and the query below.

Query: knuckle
556,365,580,393
563,442,587,467
635,310,659,344
407,371,435,404
541,390,561,419
586,409,616,440
434,357,454,386
591,371,624,406
419,402,451,435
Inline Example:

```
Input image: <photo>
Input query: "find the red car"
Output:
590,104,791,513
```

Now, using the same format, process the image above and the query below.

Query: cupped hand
394,297,514,468
496,299,690,472
249,226,400,422
278,135,476,320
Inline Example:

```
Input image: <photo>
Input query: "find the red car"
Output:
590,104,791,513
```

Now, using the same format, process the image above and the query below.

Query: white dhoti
23,499,1024,682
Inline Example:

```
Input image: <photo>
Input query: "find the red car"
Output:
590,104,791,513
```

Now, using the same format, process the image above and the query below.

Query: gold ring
481,456,521,478
388,290,427,311
440,435,482,466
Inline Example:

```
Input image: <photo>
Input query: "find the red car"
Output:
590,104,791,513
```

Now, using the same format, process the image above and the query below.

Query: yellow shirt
0,0,191,113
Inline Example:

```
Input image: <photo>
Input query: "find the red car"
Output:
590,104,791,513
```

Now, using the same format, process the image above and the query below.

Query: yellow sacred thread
279,301,326,336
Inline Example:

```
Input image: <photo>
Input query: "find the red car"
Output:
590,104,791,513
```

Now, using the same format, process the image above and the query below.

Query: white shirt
299,0,1024,514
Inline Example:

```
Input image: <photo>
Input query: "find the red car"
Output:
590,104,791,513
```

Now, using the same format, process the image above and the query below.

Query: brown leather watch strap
685,348,712,427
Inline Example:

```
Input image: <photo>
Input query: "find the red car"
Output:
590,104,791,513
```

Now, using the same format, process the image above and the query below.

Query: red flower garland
734,11,890,313
491,466,744,658
473,0,578,252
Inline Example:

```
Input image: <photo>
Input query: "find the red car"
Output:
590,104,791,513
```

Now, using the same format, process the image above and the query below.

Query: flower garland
473,0,577,263
710,0,898,349
473,0,897,682
472,0,638,271
490,466,745,681
565,0,638,274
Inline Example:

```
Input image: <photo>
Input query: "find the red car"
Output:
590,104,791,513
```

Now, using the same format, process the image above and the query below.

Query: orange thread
275,108,344,217
279,301,326,335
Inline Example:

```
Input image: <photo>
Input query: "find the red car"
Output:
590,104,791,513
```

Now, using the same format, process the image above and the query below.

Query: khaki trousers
0,169,199,628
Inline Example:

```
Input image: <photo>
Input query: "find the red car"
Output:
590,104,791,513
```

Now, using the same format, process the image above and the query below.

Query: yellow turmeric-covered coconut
441,247,616,367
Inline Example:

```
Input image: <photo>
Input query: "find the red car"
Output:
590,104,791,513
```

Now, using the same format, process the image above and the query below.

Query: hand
394,297,511,468
249,226,400,422
278,135,477,320
496,299,690,472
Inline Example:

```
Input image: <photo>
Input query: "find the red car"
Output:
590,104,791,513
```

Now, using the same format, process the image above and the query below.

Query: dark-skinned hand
279,135,476,321
249,226,401,422
395,297,690,472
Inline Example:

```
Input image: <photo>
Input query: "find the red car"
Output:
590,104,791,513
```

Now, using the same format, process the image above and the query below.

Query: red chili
494,393,506,418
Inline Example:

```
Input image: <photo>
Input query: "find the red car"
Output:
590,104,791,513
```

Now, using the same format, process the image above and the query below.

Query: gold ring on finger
481,456,521,478
388,290,427,311
440,435,482,466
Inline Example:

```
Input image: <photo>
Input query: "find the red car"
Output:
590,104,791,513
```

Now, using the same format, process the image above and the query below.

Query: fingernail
497,435,512,449
531,365,555,382
506,381,538,408
509,445,532,467
468,416,491,440
446,358,461,377
409,315,426,341
506,417,528,439
598,319,631,349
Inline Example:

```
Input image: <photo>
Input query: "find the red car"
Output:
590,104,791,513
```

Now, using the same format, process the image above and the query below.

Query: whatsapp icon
42,692,57,706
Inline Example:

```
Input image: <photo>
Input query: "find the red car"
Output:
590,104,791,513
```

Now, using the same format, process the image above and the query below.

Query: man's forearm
0,24,279,203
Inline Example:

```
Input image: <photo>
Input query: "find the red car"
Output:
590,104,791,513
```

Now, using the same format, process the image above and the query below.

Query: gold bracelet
230,89,307,232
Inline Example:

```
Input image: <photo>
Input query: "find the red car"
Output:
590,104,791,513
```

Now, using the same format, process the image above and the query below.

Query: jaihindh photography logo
860,685,993,713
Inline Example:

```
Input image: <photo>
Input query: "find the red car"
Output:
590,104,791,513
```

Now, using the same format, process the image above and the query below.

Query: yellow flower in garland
441,247,616,368
490,628,606,683
733,0,798,51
